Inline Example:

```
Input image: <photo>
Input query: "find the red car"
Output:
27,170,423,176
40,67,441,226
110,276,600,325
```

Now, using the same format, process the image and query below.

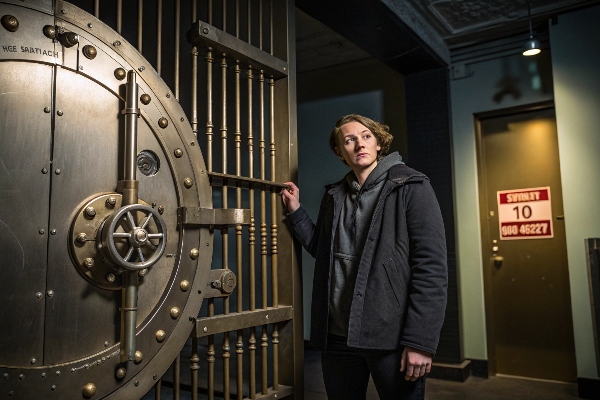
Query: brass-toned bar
208,0,213,25
273,325,279,390
269,0,273,55
173,353,181,400
245,385,294,400
208,172,290,190
208,300,215,400
156,0,163,75
269,76,279,391
191,45,198,135
155,378,161,400
187,21,288,80
236,0,240,38
248,66,255,312
94,0,99,18
193,307,293,337
222,0,227,33
259,70,266,311
248,64,256,400
191,335,199,400
247,0,252,44
223,332,231,400
220,53,231,400
190,0,198,137
206,48,214,171
116,0,122,34
269,77,278,309
258,69,268,396
137,0,143,52
235,61,242,314
261,327,268,395
235,60,244,400
259,0,263,50
249,330,256,399
236,331,244,400
174,0,181,100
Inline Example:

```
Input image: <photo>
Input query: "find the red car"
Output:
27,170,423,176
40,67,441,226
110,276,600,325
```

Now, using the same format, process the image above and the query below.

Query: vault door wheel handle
102,204,167,270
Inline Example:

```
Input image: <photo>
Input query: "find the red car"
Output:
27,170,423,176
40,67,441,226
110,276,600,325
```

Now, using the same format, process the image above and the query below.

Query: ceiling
295,0,600,74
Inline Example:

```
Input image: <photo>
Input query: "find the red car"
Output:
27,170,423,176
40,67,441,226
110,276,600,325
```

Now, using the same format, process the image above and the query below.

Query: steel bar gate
0,0,301,399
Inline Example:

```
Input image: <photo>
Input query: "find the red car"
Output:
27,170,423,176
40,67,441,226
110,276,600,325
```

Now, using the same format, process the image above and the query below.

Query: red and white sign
497,187,553,240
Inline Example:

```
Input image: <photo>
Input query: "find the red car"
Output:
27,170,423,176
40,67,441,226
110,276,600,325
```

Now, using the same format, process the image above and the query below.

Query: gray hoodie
328,152,403,336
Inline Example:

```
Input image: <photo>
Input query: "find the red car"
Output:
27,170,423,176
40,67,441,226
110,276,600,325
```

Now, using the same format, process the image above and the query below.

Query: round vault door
0,1,216,398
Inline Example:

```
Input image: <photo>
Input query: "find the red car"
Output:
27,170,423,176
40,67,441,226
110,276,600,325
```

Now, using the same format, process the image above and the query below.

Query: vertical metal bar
156,0,163,75
174,0,181,100
269,77,279,391
120,71,140,367
208,0,213,25
208,300,215,400
258,70,268,396
247,0,251,44
155,378,161,400
236,0,239,38
220,54,231,400
191,0,198,138
116,0,122,35
248,66,255,312
173,353,181,400
137,0,143,52
191,336,199,400
259,0,263,50
269,77,277,309
269,0,273,55
247,65,256,400
94,0,99,18
249,329,256,399
207,48,214,171
261,326,268,395
234,60,244,400
223,0,227,32
123,72,139,185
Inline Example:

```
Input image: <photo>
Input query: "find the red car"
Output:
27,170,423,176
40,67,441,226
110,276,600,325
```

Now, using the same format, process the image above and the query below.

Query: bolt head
85,206,96,218
76,232,88,244
170,307,181,319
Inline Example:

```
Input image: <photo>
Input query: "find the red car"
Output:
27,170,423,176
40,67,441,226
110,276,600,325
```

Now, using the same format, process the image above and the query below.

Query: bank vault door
0,0,301,399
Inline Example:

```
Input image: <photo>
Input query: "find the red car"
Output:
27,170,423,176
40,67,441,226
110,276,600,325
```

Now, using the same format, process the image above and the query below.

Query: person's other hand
280,182,300,213
400,347,432,381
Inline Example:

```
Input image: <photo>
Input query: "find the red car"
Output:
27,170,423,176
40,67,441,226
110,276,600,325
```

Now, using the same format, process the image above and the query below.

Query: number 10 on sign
497,187,554,240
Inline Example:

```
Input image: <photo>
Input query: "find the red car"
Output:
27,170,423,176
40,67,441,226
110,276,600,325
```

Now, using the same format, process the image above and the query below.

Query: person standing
281,114,448,400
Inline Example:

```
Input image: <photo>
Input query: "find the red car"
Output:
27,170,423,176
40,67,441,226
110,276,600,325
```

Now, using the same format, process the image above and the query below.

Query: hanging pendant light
523,2,541,56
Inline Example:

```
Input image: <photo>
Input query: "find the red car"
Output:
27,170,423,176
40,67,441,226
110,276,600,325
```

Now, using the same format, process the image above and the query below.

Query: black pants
321,334,425,400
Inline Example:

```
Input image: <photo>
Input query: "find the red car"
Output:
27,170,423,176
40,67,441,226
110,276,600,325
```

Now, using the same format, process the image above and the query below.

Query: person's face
336,121,381,172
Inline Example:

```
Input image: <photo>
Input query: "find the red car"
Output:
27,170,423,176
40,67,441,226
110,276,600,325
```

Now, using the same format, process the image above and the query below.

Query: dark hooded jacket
287,159,448,354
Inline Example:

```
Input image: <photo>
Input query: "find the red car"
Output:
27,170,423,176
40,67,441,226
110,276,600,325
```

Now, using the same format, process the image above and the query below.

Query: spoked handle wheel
101,204,167,271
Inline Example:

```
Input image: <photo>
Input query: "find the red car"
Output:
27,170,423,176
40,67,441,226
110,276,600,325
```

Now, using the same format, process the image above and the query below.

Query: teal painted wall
550,5,600,379
451,4,600,378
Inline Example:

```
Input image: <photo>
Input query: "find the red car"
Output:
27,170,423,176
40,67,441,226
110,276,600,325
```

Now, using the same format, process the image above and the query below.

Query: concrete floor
143,346,582,399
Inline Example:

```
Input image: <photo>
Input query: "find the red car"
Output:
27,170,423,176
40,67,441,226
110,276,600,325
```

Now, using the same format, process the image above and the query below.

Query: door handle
493,255,503,267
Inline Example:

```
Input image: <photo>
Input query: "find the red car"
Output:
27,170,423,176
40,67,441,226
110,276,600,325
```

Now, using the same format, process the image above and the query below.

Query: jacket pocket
382,258,402,307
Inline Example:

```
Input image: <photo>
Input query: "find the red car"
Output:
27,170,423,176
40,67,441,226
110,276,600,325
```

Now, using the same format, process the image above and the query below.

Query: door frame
474,100,555,377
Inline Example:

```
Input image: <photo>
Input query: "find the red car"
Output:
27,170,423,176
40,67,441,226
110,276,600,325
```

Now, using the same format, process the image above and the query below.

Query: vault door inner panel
0,62,52,367
45,67,178,364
